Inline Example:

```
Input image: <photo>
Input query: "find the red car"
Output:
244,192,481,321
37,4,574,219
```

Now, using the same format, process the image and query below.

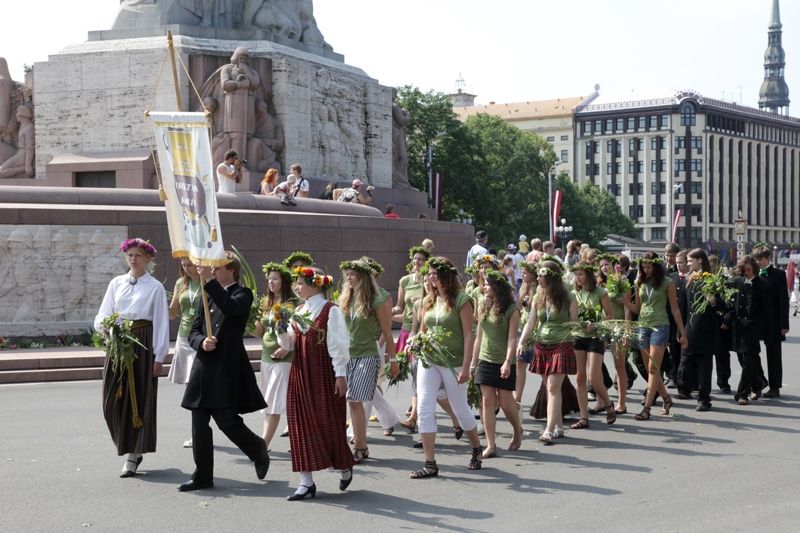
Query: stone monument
0,58,35,179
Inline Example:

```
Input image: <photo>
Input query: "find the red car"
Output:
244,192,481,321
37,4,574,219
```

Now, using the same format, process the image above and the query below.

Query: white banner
149,112,228,266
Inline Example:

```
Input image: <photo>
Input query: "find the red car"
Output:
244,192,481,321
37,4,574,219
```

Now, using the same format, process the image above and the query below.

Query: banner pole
167,31,182,110
200,278,214,341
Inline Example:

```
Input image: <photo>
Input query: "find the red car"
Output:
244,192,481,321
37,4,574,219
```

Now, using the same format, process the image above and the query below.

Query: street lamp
555,218,573,254
427,131,447,208
548,161,565,242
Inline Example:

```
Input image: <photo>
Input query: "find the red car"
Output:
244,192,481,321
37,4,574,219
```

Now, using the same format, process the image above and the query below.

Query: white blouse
94,273,170,363
279,293,350,377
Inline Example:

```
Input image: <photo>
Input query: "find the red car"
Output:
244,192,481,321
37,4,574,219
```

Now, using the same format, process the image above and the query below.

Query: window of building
594,120,602,133
586,164,593,176
607,184,621,196
660,115,669,128
561,150,569,162
680,101,697,126
593,163,600,175
660,159,667,172
629,139,635,154
586,142,593,158
629,183,643,195
594,142,600,154
691,227,702,240
651,182,667,195
650,116,658,129
616,118,624,132
676,137,685,149
677,227,686,240
690,159,703,176
690,205,702,221
607,141,613,153
627,117,635,131
561,135,569,141
605,119,613,132
637,228,645,240
629,161,635,173
651,137,666,150
583,121,592,134
650,204,666,217
675,160,686,172
607,163,613,175
637,160,644,173
690,136,702,151
638,116,646,130
652,228,666,240
547,136,555,142
674,181,684,198
629,205,644,218
637,138,644,151
690,181,702,198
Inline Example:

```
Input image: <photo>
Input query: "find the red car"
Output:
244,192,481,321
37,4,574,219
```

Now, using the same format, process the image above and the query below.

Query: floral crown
474,254,502,270
569,263,599,273
637,256,664,265
282,251,314,269
536,256,564,278
427,257,459,276
519,261,538,274
340,260,375,277
359,257,384,277
293,266,332,288
408,245,431,260
262,262,295,284
120,238,156,257
594,253,618,265
464,265,478,275
752,242,771,253
483,269,515,291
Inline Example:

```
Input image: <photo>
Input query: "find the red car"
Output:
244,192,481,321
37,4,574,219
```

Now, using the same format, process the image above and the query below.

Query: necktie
759,269,768,277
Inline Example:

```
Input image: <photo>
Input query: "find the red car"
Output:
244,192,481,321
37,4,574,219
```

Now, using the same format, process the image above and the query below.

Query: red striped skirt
530,341,577,376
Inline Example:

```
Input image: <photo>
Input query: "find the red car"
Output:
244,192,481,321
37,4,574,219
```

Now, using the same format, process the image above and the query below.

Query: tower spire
758,0,790,114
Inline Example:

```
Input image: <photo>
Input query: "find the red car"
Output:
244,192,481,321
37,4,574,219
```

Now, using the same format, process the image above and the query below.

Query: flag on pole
149,112,228,266
550,190,563,242
672,209,682,243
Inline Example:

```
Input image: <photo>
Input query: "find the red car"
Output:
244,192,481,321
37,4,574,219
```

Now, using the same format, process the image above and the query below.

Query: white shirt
275,181,292,196
293,176,309,195
217,163,236,194
279,293,350,377
511,252,525,280
466,243,489,269
94,273,170,362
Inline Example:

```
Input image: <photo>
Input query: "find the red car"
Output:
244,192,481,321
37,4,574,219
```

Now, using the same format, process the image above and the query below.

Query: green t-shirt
465,279,476,294
176,278,202,338
399,274,423,331
534,292,575,345
637,277,673,327
345,291,389,358
573,286,607,339
479,303,520,364
422,291,473,368
259,298,298,363
606,287,625,320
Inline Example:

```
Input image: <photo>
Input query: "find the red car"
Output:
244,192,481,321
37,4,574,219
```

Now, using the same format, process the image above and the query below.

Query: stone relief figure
197,96,232,166
0,58,34,175
0,105,35,179
2,228,65,324
114,0,239,29
246,98,284,173
51,229,86,322
82,229,128,313
0,58,11,141
391,88,412,189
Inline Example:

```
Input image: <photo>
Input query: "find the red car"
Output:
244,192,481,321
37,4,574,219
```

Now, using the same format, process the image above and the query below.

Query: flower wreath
262,262,295,285
282,251,314,269
340,260,375,277
464,265,478,275
359,257,384,277
637,256,664,265
475,254,502,270
752,242,771,253
120,238,156,257
408,245,431,260
519,261,538,274
427,257,459,276
483,269,515,291
569,263,599,273
594,253,618,265
536,256,565,278
293,266,332,287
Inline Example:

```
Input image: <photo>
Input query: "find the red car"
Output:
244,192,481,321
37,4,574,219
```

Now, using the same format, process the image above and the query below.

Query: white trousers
347,387,400,437
417,364,477,434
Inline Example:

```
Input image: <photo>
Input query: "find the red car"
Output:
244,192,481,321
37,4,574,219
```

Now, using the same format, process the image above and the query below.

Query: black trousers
715,352,731,389
681,353,713,404
191,407,263,483
763,342,783,389
668,338,681,382
735,352,761,401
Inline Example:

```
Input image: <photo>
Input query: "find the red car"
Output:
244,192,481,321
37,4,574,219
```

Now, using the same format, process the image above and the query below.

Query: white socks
298,471,314,489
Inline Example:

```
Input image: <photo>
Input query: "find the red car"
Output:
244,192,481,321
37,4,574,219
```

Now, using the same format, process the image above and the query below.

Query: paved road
3,330,799,532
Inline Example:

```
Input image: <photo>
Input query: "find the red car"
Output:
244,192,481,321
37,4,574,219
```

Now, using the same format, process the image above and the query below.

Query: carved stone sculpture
391,88,412,189
246,99,284,173
0,58,34,177
0,105,34,178
0,58,11,141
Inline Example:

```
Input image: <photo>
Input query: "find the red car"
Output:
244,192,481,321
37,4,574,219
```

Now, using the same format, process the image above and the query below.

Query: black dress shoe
763,388,781,398
280,429,289,438
287,484,316,501
412,440,423,448
339,468,353,491
120,456,143,478
696,402,711,412
255,441,270,480
178,480,214,492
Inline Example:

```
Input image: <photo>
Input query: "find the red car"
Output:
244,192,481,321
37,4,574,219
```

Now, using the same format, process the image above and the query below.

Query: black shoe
178,479,214,492
287,198,297,206
339,468,353,491
280,198,291,206
120,456,143,478
280,429,289,438
720,386,732,394
412,440,423,448
763,388,781,398
287,484,317,501
255,441,270,480
696,402,711,412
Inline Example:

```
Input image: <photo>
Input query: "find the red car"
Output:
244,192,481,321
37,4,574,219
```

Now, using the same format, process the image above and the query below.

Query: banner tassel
210,225,218,242
158,184,168,202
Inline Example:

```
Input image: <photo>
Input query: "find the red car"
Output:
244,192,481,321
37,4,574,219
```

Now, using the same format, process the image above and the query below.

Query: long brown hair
480,275,514,322
176,258,195,296
423,257,463,313
636,252,666,289
518,271,536,312
339,264,380,318
534,261,570,314
264,268,294,308
261,168,278,188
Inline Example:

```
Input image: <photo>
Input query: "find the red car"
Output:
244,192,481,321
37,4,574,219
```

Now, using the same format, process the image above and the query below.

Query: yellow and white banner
149,112,228,266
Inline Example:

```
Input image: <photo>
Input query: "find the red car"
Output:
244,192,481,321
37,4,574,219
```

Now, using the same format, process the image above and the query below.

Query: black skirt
474,360,516,391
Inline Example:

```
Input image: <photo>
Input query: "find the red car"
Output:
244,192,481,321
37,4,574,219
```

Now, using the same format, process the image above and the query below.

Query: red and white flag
672,209,682,243
550,190,563,242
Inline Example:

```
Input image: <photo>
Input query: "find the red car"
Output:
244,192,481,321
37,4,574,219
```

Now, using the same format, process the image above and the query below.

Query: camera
238,158,247,165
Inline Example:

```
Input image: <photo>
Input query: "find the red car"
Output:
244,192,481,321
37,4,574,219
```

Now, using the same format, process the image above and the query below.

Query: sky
1,0,798,110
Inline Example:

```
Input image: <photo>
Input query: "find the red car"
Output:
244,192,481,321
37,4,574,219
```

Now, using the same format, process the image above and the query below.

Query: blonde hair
339,264,380,319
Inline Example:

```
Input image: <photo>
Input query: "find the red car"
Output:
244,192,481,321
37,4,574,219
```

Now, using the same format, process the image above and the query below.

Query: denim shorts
636,324,670,350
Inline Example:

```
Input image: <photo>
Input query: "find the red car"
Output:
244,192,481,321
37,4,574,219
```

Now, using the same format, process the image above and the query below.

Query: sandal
384,427,395,437
588,403,612,415
410,460,438,479
468,446,483,470
539,431,555,445
400,417,417,431
353,447,369,464
508,436,522,451
406,405,413,417
571,418,590,429
453,426,464,440
481,447,497,459
634,407,651,421
660,396,674,415
606,406,617,425
553,427,565,439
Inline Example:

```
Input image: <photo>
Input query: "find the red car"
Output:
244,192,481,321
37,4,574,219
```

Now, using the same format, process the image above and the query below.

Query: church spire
758,0,790,114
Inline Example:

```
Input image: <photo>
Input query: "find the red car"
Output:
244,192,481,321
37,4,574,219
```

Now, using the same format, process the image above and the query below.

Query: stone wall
0,186,472,339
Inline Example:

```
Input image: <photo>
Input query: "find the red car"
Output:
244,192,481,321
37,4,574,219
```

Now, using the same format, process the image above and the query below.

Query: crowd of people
93,232,790,498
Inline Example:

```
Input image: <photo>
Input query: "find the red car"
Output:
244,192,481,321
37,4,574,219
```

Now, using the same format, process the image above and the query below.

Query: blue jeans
636,324,670,350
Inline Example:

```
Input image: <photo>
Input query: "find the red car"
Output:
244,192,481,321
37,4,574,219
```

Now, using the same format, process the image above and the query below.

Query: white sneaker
476,423,485,435
183,439,193,448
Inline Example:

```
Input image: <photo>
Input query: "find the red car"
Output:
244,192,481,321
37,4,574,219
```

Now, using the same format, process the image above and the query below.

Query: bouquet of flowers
0,335,7,350
577,302,604,324
405,326,457,376
382,352,412,388
568,319,642,347
605,264,632,301
93,313,146,428
260,300,315,335
690,270,738,316
467,376,482,411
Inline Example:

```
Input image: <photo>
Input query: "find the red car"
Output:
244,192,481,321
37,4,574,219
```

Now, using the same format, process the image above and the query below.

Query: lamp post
555,218,573,255
427,131,447,208
548,161,564,242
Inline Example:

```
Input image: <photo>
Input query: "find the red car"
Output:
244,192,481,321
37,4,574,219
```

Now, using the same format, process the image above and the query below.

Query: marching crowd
93,232,790,499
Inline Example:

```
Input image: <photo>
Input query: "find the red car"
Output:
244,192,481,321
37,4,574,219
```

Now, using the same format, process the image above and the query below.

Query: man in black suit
668,250,691,393
179,251,269,492
752,246,789,399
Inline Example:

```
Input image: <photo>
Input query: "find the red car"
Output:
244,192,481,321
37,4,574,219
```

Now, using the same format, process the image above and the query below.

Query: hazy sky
2,0,797,109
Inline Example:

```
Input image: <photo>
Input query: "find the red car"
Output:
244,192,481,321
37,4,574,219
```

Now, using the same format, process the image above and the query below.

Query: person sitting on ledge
334,179,373,205
384,204,400,218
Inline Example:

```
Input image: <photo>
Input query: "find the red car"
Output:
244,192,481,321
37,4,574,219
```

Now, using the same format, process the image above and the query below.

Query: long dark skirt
102,324,158,455
530,377,580,419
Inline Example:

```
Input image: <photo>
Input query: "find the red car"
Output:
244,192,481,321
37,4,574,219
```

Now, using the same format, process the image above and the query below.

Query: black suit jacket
667,272,687,339
723,277,768,354
760,266,789,343
680,275,727,356
182,280,266,413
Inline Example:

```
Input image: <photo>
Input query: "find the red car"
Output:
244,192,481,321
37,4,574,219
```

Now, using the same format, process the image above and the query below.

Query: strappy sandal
588,403,612,415
400,417,417,431
539,431,555,445
353,447,369,464
453,426,464,440
606,406,617,425
571,418,590,429
468,446,483,470
634,406,651,421
553,427,565,439
660,396,674,415
384,427,395,436
410,460,438,479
